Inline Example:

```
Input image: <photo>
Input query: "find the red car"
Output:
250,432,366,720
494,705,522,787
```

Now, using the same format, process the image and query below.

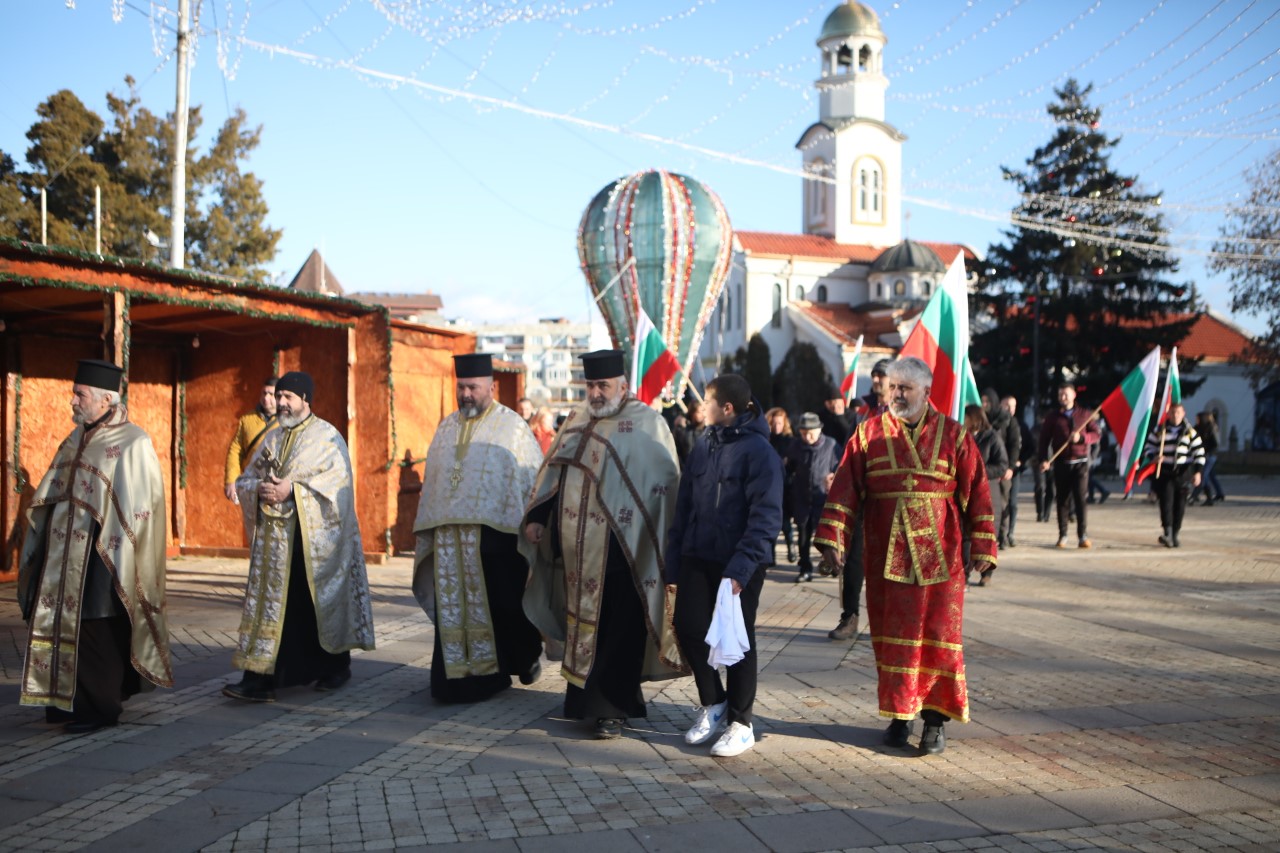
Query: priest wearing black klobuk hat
224,371,375,703
520,350,686,739
18,359,173,734
412,353,546,703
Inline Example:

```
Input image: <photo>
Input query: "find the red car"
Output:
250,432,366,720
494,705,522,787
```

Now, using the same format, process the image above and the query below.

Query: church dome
870,239,945,274
819,2,884,43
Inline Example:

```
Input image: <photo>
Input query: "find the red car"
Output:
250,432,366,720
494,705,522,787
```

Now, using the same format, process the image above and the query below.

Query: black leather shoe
222,682,277,703
45,707,76,724
315,669,352,691
595,718,624,739
519,659,542,685
64,720,114,735
920,724,946,755
795,571,813,583
883,719,912,748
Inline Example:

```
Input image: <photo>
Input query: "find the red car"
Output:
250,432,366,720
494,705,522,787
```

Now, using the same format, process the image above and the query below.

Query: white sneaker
710,721,754,757
684,701,728,745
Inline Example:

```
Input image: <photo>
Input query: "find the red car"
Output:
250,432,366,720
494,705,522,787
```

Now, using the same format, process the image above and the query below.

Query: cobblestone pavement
0,475,1277,852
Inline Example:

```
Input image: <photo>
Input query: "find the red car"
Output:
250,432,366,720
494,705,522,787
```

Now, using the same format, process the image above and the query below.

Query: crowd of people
14,347,1219,758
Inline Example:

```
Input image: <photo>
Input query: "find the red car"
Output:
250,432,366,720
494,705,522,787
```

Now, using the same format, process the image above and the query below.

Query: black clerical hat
74,359,124,392
453,353,493,379
276,371,315,402
581,350,624,380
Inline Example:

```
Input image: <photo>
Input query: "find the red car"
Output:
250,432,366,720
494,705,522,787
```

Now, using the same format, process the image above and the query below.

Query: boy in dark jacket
667,374,783,757
784,412,842,583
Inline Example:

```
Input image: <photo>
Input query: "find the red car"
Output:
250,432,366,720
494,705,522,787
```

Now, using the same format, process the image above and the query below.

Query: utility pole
170,0,191,269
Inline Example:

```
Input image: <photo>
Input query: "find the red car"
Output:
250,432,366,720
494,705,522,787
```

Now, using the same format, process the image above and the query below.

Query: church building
699,0,978,390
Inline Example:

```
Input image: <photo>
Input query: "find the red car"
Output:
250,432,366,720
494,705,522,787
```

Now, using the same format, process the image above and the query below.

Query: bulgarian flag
1098,346,1161,493
630,303,681,405
839,334,864,402
898,252,981,420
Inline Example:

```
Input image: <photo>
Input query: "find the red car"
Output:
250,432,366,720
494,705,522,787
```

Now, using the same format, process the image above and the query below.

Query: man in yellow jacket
224,377,278,503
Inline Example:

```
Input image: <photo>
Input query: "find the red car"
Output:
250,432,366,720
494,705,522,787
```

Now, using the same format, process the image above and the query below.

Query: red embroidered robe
815,406,995,723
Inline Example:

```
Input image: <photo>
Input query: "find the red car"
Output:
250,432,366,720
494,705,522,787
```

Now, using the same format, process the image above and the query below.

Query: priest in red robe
817,356,995,756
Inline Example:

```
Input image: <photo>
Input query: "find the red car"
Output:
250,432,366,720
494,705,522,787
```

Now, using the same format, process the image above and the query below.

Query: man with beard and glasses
224,377,279,505
224,371,375,703
816,357,995,756
412,353,545,703
18,359,172,733
521,350,685,740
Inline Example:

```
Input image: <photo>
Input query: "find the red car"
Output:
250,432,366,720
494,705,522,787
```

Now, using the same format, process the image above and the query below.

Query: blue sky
4,1,1276,336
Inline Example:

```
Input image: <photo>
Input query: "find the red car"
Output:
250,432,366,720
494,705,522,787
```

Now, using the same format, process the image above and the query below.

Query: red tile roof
1161,312,1254,363
795,301,922,347
735,231,976,265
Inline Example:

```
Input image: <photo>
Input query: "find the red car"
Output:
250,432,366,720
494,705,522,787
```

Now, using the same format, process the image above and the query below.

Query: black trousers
1001,473,1019,540
1053,462,1089,539
840,511,865,621
673,557,764,726
795,502,823,573
73,614,140,725
1154,472,1190,534
1034,465,1055,520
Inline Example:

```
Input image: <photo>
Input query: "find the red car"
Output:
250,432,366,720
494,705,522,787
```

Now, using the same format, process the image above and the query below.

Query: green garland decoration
12,373,23,495
0,273,352,331
0,237,379,315
178,380,188,489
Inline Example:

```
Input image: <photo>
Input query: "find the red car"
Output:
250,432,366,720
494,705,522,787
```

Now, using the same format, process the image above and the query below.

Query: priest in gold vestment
413,353,545,703
18,359,172,734
521,350,685,740
817,357,995,756
224,371,375,703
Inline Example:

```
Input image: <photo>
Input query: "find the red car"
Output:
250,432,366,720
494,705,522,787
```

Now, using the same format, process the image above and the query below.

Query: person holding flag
1138,349,1204,548
1038,382,1101,549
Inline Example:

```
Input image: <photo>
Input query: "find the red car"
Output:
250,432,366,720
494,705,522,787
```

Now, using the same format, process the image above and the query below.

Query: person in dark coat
668,374,783,758
1002,396,1034,547
1039,382,1101,548
671,400,707,466
983,389,1020,548
765,407,797,563
784,412,842,583
819,386,856,449
964,404,1007,586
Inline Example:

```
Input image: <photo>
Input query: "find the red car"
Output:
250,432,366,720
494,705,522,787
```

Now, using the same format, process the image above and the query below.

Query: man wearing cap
816,357,995,756
18,359,172,733
224,377,279,505
855,358,893,419
784,412,841,583
521,350,685,739
412,353,545,703
819,386,856,448
225,371,375,702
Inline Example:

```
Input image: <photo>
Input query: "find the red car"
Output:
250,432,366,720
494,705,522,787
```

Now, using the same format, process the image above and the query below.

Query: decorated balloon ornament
577,169,733,403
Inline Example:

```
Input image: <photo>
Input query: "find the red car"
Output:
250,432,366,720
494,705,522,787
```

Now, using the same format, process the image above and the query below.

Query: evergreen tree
1210,148,1280,384
973,79,1197,414
720,333,773,408
771,342,833,417
0,78,280,280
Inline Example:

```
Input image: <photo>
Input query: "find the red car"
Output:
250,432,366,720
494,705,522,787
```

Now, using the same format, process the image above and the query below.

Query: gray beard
588,395,625,420
460,405,481,419
278,411,306,428
891,402,926,422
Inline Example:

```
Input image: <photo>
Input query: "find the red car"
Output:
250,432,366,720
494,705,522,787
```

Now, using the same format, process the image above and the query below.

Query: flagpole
590,257,637,306
1155,424,1167,479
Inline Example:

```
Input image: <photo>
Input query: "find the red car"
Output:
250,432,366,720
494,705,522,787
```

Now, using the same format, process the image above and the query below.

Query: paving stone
219,761,348,795
1112,700,1225,726
1133,778,1276,815
1040,705,1151,731
1220,773,1280,804
946,794,1087,834
630,818,770,852
742,808,880,852
1042,786,1187,824
848,801,987,844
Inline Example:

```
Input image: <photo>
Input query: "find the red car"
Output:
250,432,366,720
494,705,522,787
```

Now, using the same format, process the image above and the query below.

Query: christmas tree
973,79,1197,416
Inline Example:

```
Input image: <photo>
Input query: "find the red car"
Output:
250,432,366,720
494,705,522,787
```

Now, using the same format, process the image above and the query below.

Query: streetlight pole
170,0,191,269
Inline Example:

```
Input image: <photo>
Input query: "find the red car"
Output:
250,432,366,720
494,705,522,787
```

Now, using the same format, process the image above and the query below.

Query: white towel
705,578,750,667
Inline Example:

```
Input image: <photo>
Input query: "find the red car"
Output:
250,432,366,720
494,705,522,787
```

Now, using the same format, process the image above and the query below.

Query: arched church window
876,282,884,299
725,290,732,330
795,285,804,301
772,283,783,329
858,45,871,72
923,281,932,296
816,285,828,303
894,280,906,296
